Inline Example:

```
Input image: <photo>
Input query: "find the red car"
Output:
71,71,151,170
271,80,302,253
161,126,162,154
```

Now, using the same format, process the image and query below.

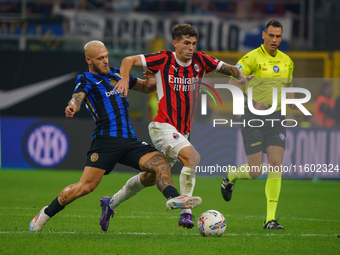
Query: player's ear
85,56,91,65
172,39,177,48
262,31,266,40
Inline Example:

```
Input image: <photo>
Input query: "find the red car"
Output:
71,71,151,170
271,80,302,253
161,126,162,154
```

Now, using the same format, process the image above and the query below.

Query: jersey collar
86,69,107,78
86,68,119,79
260,44,278,58
173,52,192,67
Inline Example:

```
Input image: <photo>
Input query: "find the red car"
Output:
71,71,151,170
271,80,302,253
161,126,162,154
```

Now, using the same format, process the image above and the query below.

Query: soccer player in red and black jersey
107,24,253,229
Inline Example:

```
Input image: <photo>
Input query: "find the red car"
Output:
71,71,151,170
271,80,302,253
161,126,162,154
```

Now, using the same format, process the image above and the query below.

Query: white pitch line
1,207,339,222
1,213,339,223
0,213,179,219
0,231,338,237
2,212,339,223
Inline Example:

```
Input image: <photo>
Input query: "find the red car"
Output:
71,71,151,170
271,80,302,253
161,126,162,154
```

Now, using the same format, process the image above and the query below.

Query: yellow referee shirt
236,44,294,111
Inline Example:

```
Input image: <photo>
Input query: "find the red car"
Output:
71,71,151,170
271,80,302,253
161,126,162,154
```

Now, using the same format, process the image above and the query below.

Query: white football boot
29,206,50,231
166,195,202,210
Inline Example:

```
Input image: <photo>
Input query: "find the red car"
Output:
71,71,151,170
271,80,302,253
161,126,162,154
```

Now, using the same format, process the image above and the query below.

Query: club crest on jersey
173,133,180,140
91,153,99,162
194,64,200,72
279,133,285,140
273,66,280,73
110,79,118,86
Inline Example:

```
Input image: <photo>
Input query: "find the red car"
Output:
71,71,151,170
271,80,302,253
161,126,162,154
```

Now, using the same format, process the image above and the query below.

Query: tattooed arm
132,78,157,94
131,70,157,94
218,62,254,85
65,92,86,118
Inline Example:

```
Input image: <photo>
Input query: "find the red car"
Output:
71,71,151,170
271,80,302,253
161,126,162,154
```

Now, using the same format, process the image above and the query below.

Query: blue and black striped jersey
73,67,137,139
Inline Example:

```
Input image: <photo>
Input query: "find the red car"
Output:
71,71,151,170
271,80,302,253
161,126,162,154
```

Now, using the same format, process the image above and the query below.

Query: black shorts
241,109,286,156
85,136,157,174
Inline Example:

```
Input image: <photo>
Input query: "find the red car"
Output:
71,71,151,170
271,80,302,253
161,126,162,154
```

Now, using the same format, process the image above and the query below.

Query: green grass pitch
0,169,339,255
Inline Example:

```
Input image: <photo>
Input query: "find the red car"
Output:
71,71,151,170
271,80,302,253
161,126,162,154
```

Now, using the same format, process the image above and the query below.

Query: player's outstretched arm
132,71,156,94
65,92,85,118
115,55,144,97
218,63,254,84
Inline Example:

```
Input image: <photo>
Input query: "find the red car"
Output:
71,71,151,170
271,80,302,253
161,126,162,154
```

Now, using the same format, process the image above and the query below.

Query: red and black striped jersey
141,50,223,134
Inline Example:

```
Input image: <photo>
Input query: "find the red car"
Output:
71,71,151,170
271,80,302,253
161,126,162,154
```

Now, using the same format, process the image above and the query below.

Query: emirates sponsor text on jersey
168,75,200,92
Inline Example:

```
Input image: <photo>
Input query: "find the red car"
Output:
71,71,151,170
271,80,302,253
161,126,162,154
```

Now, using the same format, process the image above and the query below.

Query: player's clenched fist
65,104,78,118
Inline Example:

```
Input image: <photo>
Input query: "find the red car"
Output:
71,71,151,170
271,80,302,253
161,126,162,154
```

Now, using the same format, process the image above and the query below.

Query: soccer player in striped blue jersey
29,40,202,232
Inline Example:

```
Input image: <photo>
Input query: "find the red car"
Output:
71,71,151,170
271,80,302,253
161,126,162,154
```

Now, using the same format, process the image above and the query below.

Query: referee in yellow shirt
221,19,297,230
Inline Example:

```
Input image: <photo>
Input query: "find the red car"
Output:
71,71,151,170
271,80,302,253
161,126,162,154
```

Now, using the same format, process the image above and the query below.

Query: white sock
180,166,196,214
109,173,145,210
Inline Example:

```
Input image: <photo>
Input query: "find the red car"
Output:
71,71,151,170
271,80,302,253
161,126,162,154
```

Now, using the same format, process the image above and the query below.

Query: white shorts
148,122,191,166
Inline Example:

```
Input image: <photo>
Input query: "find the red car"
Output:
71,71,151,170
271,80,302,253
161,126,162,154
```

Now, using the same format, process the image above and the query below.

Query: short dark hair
264,19,283,33
172,24,199,41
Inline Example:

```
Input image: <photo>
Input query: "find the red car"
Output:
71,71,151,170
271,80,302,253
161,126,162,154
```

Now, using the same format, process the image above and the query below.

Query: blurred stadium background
1,0,340,178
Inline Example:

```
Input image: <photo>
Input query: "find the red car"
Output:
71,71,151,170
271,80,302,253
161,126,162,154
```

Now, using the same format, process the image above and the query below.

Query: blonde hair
84,40,105,57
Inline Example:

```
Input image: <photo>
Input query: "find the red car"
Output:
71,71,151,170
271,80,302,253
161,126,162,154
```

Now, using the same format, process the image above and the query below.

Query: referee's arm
286,83,298,110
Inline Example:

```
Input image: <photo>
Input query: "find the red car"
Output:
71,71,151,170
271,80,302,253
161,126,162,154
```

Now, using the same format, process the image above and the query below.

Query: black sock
162,186,180,200
44,197,65,217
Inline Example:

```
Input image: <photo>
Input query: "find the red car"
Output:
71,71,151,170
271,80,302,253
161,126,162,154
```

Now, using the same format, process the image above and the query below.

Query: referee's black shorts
85,136,158,175
241,109,286,156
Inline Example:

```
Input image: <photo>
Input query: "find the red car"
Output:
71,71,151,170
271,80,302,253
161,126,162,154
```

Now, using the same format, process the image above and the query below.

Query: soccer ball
197,210,226,237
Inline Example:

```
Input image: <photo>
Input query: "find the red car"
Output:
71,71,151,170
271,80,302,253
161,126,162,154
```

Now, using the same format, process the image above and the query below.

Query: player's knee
188,152,201,168
179,150,200,168
248,165,262,179
155,152,172,169
141,152,171,173
191,151,201,167
250,171,262,179
269,159,282,168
